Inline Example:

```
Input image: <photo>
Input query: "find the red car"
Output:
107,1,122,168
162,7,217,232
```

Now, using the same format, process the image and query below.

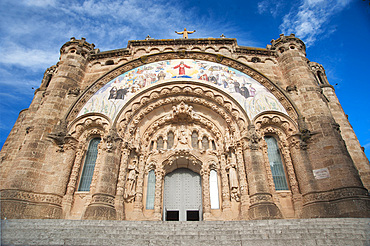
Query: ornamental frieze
1,189,63,206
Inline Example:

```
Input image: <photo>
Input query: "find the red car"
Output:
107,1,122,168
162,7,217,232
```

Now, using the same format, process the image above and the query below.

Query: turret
270,33,306,56
271,34,369,218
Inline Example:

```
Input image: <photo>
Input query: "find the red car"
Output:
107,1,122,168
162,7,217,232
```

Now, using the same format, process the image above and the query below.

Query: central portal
163,168,202,221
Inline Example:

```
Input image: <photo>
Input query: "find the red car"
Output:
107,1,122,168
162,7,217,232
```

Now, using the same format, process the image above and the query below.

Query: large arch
62,51,304,221
65,51,301,126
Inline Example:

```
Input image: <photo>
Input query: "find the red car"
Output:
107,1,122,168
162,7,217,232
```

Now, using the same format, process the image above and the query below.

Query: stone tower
1,34,369,221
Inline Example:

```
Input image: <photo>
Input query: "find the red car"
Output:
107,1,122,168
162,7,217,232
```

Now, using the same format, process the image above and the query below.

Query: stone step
1,218,369,246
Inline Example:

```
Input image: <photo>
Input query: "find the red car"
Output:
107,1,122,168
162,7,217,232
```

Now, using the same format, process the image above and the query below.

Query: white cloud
257,0,284,18
0,43,59,71
279,0,352,46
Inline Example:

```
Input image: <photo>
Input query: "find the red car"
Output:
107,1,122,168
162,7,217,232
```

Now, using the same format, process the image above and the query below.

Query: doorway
163,168,202,221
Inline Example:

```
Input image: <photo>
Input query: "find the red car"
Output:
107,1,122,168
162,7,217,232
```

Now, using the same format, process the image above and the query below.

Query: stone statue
175,28,196,39
224,128,231,151
227,152,240,202
124,158,138,202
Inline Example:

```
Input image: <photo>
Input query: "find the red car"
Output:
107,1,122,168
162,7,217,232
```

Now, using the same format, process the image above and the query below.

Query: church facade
1,34,369,221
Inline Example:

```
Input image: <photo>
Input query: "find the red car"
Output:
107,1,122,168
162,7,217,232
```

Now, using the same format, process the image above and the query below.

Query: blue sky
0,0,369,159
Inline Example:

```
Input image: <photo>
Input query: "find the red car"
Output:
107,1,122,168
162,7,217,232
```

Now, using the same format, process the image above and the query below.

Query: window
78,138,101,191
212,140,216,150
191,131,198,149
157,136,164,150
146,170,156,209
317,71,325,85
264,136,289,190
210,170,220,209
167,132,174,149
149,141,154,151
202,136,209,150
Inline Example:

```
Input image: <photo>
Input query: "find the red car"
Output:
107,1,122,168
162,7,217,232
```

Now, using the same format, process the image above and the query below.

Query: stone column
220,154,231,211
115,146,130,220
280,143,303,217
133,154,146,213
243,126,282,220
62,145,85,218
201,167,211,220
83,130,121,220
236,145,250,219
153,168,165,220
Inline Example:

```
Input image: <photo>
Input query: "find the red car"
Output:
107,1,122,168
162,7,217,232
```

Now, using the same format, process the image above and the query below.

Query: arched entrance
163,168,202,221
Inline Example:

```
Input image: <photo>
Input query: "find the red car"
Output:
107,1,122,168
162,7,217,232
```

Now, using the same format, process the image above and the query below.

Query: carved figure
227,152,240,202
176,126,190,149
124,159,138,202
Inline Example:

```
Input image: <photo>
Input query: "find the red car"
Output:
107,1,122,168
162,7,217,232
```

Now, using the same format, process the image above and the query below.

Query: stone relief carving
226,152,240,202
124,157,139,202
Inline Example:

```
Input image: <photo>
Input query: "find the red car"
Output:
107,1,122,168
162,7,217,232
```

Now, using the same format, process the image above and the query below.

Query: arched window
149,141,154,151
264,136,289,190
157,136,164,150
146,170,156,209
202,136,209,150
209,170,220,209
317,71,325,85
212,140,216,150
191,131,198,149
78,138,101,191
167,131,174,149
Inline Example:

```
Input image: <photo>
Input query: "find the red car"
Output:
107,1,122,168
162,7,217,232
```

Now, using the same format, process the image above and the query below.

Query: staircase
1,218,369,245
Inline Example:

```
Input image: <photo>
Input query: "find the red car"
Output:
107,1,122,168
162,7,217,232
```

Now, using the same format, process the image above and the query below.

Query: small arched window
78,138,101,191
157,136,164,150
212,140,216,150
210,169,220,209
167,131,174,149
146,170,156,209
149,141,154,151
264,136,289,190
191,131,198,149
317,71,325,85
202,136,209,150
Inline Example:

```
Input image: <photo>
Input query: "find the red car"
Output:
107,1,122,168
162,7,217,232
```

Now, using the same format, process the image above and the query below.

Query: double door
163,168,202,221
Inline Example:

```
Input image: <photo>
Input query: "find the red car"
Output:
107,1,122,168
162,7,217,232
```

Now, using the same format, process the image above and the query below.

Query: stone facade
1,34,369,221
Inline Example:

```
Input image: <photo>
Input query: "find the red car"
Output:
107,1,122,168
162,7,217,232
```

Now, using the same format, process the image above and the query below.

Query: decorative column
280,143,303,217
201,167,211,220
83,129,122,220
115,145,130,220
220,154,231,211
62,144,85,218
287,134,322,217
244,125,282,220
133,154,146,213
236,145,250,219
153,168,165,220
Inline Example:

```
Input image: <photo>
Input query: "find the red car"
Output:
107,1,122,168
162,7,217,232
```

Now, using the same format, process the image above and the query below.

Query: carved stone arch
253,111,299,138
65,51,301,126
113,82,249,142
67,113,111,141
138,102,225,151
149,47,161,53
162,151,203,175
254,112,300,195
145,161,157,174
